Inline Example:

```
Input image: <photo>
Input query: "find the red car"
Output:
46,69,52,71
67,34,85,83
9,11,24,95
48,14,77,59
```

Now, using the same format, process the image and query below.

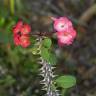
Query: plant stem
30,31,55,37
10,0,15,15
16,0,22,11
4,0,9,7
62,89,66,96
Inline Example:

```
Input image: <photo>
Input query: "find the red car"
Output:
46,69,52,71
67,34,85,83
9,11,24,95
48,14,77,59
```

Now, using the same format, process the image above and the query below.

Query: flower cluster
12,20,31,48
12,17,77,47
51,17,77,46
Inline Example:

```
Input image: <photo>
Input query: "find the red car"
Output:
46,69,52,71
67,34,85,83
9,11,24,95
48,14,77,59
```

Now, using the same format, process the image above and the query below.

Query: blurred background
0,0,96,96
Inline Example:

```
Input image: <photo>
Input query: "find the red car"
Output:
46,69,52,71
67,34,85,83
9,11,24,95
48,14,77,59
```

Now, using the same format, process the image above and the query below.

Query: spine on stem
36,37,60,96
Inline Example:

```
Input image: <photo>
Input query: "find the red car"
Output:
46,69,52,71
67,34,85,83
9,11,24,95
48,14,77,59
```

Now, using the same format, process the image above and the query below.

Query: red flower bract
20,35,30,48
12,20,23,34
21,23,31,34
12,20,31,48
14,34,21,46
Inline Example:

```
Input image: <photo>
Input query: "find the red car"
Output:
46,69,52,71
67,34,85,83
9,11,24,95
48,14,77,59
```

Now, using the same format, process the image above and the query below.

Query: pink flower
57,28,77,46
51,17,72,32
51,16,77,46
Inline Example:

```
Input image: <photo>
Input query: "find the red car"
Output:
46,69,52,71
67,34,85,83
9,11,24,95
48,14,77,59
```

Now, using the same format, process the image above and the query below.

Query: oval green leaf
56,75,76,89
41,47,50,61
43,38,52,48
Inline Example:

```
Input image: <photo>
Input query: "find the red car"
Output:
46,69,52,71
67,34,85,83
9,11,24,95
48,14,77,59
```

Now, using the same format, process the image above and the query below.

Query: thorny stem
40,59,60,96
36,37,60,96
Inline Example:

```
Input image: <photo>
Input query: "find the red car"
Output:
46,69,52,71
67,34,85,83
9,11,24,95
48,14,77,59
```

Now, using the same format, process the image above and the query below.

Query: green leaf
0,17,5,27
24,62,39,73
6,20,15,33
41,47,50,61
43,38,52,48
0,75,16,86
48,53,57,65
56,75,76,89
41,47,57,65
5,75,16,86
0,32,10,44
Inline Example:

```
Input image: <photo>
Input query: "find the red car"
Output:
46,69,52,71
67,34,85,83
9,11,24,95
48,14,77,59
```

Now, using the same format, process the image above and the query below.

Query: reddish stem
30,31,56,37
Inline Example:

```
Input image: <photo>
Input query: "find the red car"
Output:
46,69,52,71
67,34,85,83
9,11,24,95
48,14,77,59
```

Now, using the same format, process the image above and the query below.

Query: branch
79,4,96,24
30,31,55,37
